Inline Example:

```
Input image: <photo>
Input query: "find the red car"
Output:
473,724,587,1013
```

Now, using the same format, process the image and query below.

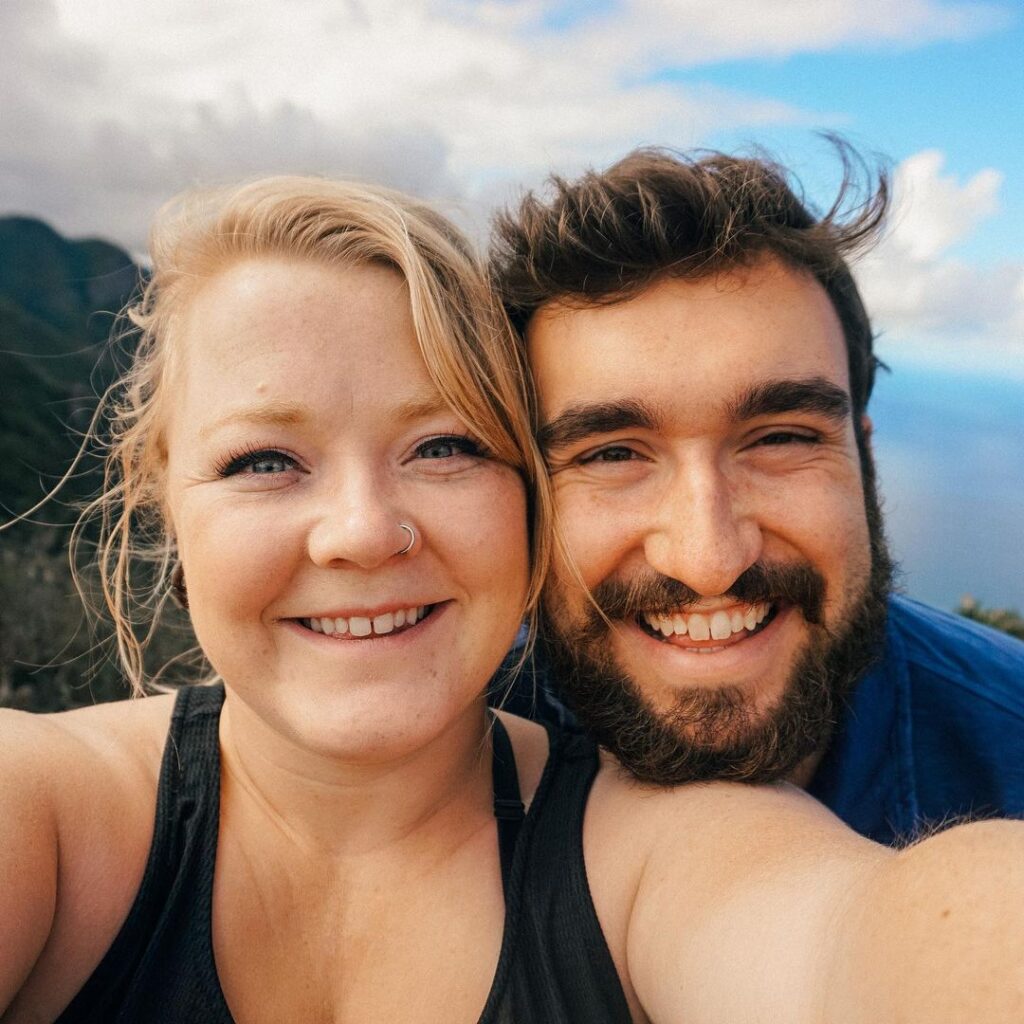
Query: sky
3,0,1023,605
3,0,1022,374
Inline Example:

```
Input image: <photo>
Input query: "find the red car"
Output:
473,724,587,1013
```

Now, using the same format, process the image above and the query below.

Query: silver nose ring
395,522,416,556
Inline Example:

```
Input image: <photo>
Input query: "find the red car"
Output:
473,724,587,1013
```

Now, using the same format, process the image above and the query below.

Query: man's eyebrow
729,377,851,423
537,400,660,452
199,400,308,439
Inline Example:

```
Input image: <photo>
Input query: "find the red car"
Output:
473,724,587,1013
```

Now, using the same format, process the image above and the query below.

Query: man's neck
786,747,827,789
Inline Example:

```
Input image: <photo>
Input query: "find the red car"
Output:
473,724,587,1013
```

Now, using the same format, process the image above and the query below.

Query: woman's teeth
641,602,772,641
305,605,428,637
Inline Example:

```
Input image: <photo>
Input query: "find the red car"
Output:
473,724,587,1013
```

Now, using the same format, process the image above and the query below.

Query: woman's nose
305,470,416,570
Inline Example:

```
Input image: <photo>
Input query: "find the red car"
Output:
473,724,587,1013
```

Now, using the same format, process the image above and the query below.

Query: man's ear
860,414,873,448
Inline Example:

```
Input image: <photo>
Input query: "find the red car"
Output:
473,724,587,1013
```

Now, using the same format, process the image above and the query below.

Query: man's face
528,258,892,784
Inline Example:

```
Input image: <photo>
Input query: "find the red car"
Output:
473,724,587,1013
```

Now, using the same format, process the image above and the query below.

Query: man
490,143,1024,843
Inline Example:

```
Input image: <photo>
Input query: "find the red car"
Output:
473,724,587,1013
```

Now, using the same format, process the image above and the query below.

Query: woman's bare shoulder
0,694,178,1019
1,692,175,791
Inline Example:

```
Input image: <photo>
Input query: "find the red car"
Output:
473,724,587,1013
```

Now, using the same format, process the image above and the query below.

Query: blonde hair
74,176,552,695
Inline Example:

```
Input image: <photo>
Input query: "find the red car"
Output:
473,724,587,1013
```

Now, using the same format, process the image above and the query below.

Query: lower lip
283,602,450,648
618,604,797,683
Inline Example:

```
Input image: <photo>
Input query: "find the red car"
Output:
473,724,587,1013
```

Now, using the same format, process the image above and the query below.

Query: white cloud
3,0,1006,251
855,151,1024,355
2,0,1020,364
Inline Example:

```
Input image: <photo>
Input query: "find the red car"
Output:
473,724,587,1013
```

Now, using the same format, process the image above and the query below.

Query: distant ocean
870,356,1024,613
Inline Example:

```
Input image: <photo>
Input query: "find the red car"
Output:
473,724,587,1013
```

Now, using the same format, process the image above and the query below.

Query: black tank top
55,684,632,1023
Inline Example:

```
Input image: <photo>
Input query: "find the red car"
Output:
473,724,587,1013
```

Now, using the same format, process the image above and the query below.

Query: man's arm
615,780,1023,1023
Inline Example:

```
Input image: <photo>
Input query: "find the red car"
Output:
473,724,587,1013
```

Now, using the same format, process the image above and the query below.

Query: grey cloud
1,2,461,251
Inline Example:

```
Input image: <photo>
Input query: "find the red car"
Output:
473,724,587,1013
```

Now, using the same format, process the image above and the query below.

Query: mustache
589,561,827,626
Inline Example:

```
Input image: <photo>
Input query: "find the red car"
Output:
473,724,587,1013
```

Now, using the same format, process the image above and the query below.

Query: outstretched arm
0,711,60,1016
823,818,1024,1022
614,780,1024,1024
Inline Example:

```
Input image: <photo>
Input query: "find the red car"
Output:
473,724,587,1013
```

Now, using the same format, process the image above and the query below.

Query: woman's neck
217,692,495,861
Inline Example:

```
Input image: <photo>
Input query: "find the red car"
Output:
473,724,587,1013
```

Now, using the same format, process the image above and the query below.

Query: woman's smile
289,600,446,640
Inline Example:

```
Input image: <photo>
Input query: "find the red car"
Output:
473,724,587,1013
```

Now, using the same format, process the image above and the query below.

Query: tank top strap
54,682,231,1024
489,712,524,894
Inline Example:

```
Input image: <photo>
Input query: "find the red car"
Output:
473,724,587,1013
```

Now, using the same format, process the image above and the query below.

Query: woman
1,177,1020,1024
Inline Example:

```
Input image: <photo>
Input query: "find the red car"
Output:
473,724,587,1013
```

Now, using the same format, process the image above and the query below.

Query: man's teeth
642,602,771,641
307,606,426,637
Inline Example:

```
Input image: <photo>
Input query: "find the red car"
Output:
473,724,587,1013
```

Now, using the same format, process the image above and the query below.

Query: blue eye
414,435,486,460
217,448,297,477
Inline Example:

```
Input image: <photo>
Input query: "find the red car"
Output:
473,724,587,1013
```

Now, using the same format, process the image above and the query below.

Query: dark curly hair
490,137,890,424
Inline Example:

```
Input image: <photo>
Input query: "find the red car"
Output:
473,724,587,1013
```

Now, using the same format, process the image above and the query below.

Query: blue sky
670,18,1024,265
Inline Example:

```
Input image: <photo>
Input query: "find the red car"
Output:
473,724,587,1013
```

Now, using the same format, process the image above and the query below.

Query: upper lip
288,600,440,620
637,599,776,616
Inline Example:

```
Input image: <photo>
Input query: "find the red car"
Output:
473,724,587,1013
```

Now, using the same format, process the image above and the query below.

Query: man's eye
217,448,297,477
414,435,486,460
755,432,820,447
579,445,639,464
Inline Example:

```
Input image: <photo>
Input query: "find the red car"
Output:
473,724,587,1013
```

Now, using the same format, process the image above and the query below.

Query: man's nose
306,468,414,570
642,463,762,598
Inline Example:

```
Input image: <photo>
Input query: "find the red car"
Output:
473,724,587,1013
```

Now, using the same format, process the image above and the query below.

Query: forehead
170,257,441,425
526,259,850,424
179,257,413,371
156,257,466,466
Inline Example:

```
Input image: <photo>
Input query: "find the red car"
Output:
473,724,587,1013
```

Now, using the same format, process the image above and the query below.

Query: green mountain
0,216,142,530
0,216,157,710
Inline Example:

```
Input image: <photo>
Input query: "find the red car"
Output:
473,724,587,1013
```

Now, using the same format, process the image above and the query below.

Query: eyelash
215,446,297,477
577,444,640,464
754,431,822,447
214,435,489,477
412,434,490,460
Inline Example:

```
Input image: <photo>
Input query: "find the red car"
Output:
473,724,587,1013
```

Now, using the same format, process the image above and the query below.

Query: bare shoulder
0,693,176,1020
585,763,890,1024
1,692,174,812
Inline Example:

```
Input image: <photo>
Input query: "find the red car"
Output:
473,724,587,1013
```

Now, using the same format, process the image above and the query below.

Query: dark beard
540,474,894,786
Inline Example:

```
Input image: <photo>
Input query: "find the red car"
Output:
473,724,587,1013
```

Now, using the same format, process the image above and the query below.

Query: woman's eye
414,435,485,460
217,448,297,477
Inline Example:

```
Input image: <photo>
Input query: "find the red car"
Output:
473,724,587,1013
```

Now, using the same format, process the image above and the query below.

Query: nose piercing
395,522,417,556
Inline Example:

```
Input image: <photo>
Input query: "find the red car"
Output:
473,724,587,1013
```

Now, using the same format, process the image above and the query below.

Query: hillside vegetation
0,216,198,710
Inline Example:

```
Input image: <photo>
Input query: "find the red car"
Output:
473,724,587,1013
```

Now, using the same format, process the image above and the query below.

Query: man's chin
541,593,887,786
546,640,834,785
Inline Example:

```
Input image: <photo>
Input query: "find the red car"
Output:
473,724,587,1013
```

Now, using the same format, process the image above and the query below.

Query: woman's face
163,257,529,761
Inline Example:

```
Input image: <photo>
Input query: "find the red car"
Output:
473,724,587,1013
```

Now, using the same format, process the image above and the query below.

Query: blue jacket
806,595,1024,843
496,596,1024,845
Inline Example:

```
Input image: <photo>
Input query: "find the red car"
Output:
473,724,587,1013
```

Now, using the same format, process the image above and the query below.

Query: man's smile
638,601,776,648
612,603,801,687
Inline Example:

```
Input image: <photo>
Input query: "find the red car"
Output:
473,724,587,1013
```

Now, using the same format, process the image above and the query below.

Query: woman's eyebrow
537,399,660,453
199,400,308,439
728,377,851,423
391,393,450,424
